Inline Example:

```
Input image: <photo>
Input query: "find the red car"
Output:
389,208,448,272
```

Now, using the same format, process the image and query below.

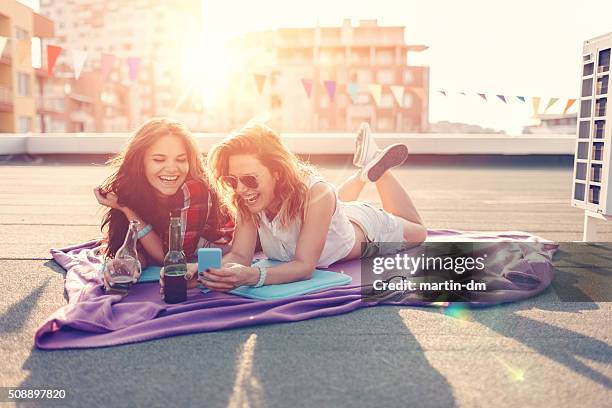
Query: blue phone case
197,248,222,273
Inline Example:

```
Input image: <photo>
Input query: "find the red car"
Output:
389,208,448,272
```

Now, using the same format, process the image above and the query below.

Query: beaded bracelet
253,264,267,288
136,224,153,240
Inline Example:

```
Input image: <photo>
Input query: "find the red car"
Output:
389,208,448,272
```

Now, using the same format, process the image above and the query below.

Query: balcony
0,85,13,111
0,38,11,64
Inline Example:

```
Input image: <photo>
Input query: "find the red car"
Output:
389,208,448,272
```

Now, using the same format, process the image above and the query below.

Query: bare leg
337,170,366,202
375,171,426,243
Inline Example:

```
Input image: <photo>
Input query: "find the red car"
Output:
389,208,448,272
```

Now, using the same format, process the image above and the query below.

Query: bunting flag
516,96,526,102
253,74,266,95
301,78,313,98
496,95,507,103
562,98,576,115
409,87,426,101
478,93,487,101
544,97,559,113
347,82,359,103
72,49,87,80
439,90,447,96
0,37,7,57
368,84,382,106
16,39,30,65
323,80,336,101
101,53,116,81
127,57,140,82
390,85,405,106
531,97,541,117
46,45,62,77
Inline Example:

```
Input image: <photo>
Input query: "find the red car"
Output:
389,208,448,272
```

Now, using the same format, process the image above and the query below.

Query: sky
19,0,612,133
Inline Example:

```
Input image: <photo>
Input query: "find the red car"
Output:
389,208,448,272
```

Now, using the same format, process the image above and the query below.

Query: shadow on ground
16,308,455,408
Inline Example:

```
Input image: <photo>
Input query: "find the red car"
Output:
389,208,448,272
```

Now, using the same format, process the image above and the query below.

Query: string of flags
0,35,578,116
0,36,142,82
434,89,576,116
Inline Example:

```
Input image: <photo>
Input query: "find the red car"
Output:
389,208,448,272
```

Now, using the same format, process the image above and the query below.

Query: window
357,70,372,84
598,49,610,73
17,72,30,96
380,93,393,108
18,116,32,133
403,93,414,108
15,27,29,40
376,50,393,65
404,70,414,84
376,69,394,84
320,95,329,108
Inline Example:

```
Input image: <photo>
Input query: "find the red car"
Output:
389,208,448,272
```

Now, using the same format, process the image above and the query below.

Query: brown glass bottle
163,215,187,303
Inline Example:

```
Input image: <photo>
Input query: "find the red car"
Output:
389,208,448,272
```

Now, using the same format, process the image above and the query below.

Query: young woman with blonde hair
201,122,426,291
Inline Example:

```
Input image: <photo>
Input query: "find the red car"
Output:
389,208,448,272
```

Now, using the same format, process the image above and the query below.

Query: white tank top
257,175,356,268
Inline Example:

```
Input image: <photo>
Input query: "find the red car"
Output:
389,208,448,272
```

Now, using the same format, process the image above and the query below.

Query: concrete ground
0,157,610,408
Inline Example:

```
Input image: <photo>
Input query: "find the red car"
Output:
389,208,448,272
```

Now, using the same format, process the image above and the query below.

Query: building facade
0,0,53,133
39,0,202,131
237,19,429,133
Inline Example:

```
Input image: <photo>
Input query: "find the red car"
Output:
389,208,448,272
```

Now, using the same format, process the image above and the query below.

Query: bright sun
180,29,242,109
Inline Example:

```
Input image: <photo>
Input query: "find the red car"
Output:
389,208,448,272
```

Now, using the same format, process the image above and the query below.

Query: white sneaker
360,143,409,182
353,122,379,168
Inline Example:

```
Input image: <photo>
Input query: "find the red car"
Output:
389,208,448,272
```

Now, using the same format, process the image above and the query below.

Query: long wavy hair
207,123,316,229
100,118,206,258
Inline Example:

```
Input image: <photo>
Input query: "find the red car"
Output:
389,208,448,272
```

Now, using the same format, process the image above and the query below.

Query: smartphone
197,248,222,276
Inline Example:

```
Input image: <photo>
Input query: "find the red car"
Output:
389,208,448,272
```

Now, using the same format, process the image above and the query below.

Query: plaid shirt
175,179,233,259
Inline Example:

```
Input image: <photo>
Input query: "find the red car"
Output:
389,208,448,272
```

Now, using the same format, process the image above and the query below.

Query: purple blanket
36,229,557,349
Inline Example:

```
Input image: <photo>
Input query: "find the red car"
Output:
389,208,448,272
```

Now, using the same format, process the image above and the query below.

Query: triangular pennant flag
17,39,30,65
439,90,447,96
301,78,313,98
0,37,7,58
253,74,266,95
390,85,405,106
478,93,487,101
71,49,87,80
410,87,426,101
544,97,559,113
562,99,576,115
46,45,62,77
532,97,541,117
496,95,507,103
516,96,526,102
347,82,359,103
101,53,116,81
127,57,140,82
368,84,382,106
323,80,336,101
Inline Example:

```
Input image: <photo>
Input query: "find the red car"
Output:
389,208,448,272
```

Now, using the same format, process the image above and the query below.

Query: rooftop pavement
0,157,610,408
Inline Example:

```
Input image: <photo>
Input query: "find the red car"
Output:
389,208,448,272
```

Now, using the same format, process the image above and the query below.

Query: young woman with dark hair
94,118,232,276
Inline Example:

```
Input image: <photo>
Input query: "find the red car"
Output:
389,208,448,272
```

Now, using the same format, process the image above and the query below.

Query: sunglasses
221,174,259,190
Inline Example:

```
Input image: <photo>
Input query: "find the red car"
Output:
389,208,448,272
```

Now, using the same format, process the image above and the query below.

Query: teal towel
137,260,352,300
229,260,352,300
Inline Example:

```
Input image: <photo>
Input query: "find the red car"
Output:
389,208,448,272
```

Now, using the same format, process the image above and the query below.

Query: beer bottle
163,213,187,303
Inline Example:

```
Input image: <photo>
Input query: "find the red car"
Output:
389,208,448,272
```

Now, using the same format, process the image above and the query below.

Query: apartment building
39,0,202,130
0,0,53,133
239,19,429,133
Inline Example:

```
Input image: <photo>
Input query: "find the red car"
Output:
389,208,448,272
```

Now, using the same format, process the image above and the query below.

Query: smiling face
227,154,278,215
143,134,189,197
